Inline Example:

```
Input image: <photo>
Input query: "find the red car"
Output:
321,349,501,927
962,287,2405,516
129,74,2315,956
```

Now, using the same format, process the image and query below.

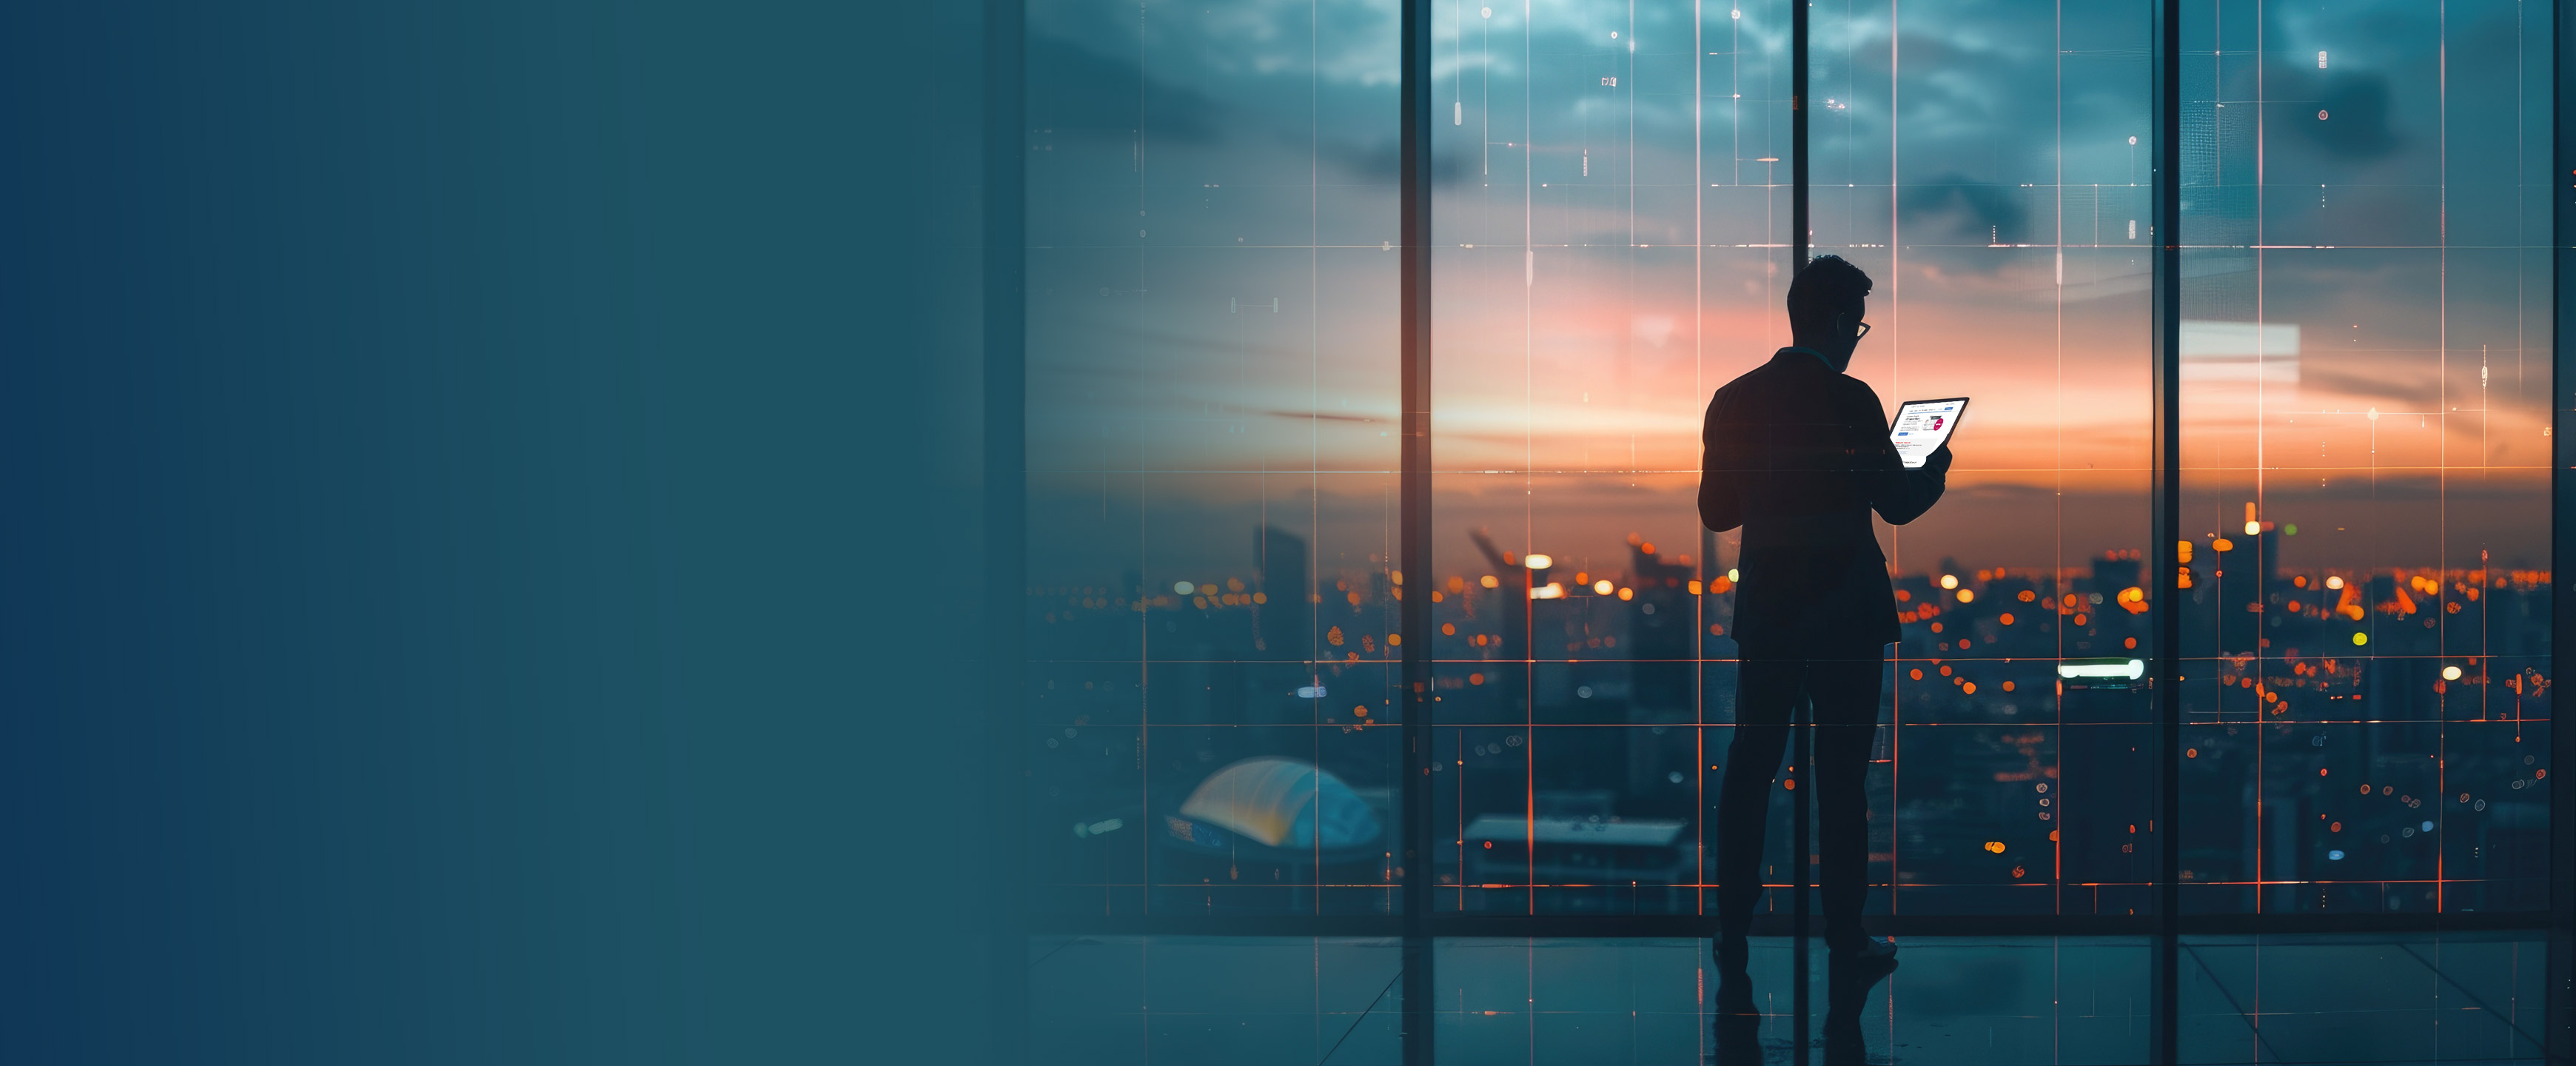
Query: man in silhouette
1700,255,1949,996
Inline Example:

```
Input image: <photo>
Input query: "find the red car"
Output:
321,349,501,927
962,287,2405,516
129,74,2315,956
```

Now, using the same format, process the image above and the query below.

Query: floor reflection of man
1697,255,1951,1015
1708,947,1896,1065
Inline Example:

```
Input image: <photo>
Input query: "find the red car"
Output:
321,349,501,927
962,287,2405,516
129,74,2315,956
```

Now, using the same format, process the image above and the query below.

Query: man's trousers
1712,650,1885,945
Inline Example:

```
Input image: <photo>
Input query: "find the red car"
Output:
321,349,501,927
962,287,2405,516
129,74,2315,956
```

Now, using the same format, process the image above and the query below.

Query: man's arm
1699,391,1744,532
1873,443,1951,525
1845,381,1948,525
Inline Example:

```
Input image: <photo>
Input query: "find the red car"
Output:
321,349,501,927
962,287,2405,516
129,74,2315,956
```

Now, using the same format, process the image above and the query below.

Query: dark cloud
2270,70,2401,160
1025,29,1409,184
1899,173,2030,244
1329,135,1467,185
1027,33,1223,141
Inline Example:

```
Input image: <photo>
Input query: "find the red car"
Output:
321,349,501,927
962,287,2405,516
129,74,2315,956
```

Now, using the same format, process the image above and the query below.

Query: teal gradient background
0,4,988,1062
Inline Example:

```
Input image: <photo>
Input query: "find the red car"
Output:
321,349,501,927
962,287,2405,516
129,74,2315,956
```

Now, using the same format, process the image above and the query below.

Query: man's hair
1786,254,1873,333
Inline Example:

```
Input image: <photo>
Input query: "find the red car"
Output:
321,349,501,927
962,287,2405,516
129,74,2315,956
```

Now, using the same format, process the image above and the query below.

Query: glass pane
1032,936,1404,1062
1808,0,2158,916
2176,0,2553,914
1428,0,1793,914
1024,0,1403,916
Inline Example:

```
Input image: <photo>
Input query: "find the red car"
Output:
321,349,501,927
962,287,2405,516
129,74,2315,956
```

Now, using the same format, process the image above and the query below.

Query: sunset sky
1024,0,2552,586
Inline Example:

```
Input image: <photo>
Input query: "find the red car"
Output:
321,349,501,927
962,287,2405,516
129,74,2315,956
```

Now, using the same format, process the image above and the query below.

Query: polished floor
1026,933,2547,1064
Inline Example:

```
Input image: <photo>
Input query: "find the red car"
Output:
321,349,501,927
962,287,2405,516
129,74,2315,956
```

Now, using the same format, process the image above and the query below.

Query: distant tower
1625,540,1697,815
1629,541,1694,710
1257,526,1313,662
1468,530,1532,714
2091,550,2142,594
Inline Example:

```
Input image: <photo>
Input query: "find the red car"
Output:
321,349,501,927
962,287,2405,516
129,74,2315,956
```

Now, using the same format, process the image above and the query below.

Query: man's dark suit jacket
1699,349,1949,657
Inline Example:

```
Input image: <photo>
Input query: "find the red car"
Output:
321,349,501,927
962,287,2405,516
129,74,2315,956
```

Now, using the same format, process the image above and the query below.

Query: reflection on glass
1428,0,1791,914
1023,0,1402,915
2176,0,2553,914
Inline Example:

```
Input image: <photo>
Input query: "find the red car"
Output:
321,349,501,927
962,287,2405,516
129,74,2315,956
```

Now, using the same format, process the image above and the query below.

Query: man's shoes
1827,942,1899,1002
1826,935,1897,962
1714,973,1758,1018
1713,934,1756,1016
1711,1008,1763,1065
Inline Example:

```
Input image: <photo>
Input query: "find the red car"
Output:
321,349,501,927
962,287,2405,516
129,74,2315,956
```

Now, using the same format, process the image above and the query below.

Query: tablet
1890,397,1968,468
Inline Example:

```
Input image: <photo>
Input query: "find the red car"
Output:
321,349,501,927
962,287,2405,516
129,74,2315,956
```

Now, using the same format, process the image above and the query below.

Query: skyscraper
1256,526,1312,663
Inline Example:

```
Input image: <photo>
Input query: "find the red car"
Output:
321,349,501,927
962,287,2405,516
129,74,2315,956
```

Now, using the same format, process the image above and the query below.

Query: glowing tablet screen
1890,398,1968,469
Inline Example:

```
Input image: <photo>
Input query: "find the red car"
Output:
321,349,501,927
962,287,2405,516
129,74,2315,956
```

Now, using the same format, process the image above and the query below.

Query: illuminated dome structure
1163,757,1381,858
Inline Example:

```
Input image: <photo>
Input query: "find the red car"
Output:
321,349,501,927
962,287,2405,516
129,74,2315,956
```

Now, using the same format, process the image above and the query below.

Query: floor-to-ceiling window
1019,0,2552,931
1004,0,2563,1058
1426,0,1790,918
1023,0,1403,917
1811,0,2160,919
2175,0,2553,918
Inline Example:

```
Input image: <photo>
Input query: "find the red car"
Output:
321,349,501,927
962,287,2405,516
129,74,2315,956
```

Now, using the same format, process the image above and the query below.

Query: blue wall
0,4,987,1061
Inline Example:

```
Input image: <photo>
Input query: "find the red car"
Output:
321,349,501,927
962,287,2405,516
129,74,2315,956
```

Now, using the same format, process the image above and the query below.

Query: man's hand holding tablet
1891,398,1968,469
